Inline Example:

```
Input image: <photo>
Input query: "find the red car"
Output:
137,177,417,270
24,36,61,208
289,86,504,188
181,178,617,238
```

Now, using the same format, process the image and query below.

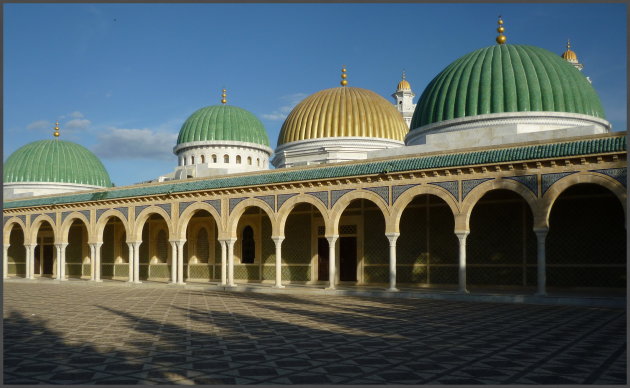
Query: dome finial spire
53,121,60,138
402,69,406,80
340,66,348,86
221,88,227,104
567,38,571,49
496,15,506,45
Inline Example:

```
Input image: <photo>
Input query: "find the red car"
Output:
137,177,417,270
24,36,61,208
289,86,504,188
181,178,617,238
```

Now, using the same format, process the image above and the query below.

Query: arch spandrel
227,198,277,238
59,212,91,244
94,209,131,244
330,190,392,235
132,206,174,242
28,214,57,245
391,185,460,234
3,217,27,246
540,172,627,227
276,194,330,236
459,178,539,231
176,202,223,240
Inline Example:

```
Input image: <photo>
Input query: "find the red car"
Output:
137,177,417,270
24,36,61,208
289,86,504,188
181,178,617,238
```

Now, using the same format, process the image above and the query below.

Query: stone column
455,231,469,293
132,242,141,283
59,243,68,281
219,239,227,286
3,244,9,279
272,236,285,288
89,244,96,281
385,233,400,292
227,238,236,287
176,241,185,285
126,242,134,282
326,235,338,290
534,228,548,296
55,244,62,280
94,242,103,282
26,244,36,279
169,241,178,284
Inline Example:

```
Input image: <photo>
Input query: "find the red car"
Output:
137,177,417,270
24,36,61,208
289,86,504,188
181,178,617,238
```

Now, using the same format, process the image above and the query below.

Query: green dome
4,140,112,187
411,44,606,129
177,105,270,146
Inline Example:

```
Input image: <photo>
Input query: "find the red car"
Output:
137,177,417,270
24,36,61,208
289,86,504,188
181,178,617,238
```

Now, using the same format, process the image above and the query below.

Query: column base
177,281,186,286
133,281,142,284
273,284,285,289
535,292,547,297
324,286,336,291
387,287,399,292
94,279,103,283
458,288,469,294
59,278,68,281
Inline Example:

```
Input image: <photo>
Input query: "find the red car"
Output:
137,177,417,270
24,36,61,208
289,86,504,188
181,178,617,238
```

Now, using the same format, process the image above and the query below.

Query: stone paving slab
3,279,627,385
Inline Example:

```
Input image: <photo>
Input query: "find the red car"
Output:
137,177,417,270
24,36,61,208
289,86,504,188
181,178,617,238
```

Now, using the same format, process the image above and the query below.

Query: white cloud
69,111,84,119
65,118,92,130
26,120,51,131
262,93,307,121
92,127,178,161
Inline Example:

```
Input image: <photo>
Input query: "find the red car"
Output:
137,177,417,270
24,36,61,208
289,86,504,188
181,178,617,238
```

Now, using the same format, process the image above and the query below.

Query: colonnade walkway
4,278,626,384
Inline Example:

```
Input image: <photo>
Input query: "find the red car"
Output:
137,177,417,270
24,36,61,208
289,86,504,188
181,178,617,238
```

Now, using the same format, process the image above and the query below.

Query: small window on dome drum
191,156,195,164
224,154,229,163
236,155,242,164
212,154,217,163
247,156,252,165
256,158,260,166
201,155,205,163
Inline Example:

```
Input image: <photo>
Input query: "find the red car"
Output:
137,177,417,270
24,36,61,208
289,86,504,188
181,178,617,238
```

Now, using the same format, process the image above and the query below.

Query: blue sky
4,3,626,187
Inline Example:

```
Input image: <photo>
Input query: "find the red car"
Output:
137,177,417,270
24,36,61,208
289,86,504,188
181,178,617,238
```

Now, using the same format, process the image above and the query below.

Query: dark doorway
42,245,54,275
317,237,329,281
34,246,41,275
339,237,357,281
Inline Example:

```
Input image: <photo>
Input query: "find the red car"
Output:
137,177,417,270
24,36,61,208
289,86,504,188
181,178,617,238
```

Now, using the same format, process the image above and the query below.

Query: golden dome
277,86,408,145
397,79,411,90
561,39,578,62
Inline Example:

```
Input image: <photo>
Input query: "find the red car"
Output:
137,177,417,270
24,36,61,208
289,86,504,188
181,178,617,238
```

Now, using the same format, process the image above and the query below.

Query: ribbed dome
397,79,411,91
4,140,112,187
277,86,408,145
410,44,605,129
177,105,270,146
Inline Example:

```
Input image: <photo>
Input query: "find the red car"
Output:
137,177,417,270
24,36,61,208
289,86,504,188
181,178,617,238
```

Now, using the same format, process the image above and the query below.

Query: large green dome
4,140,112,187
177,105,270,146
410,44,606,129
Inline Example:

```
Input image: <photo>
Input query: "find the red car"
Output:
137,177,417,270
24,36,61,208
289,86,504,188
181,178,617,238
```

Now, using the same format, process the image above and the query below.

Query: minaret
392,70,416,128
561,39,590,83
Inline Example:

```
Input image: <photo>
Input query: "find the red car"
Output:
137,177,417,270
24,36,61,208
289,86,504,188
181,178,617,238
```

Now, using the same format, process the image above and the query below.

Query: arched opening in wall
335,199,387,284
283,203,322,284
212,154,217,163
66,219,90,279
468,190,536,290
257,158,260,166
247,156,252,165
191,156,195,164
547,184,626,291
201,155,206,164
234,206,273,283
7,224,26,277
100,216,129,280
34,221,55,277
224,154,229,163
397,195,458,287
183,158,187,166
236,155,242,164
138,213,171,282
183,209,218,282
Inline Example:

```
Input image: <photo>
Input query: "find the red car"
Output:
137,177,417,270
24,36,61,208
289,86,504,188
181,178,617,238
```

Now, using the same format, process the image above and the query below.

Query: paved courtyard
3,280,626,385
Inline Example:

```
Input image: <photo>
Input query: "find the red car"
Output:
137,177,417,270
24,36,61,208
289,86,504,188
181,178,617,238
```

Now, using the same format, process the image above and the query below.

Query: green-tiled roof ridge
4,134,625,209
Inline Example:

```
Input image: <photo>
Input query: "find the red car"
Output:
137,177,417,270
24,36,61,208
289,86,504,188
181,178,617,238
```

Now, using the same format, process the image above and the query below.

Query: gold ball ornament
340,79,348,86
496,35,506,44
497,26,504,33
498,19,503,25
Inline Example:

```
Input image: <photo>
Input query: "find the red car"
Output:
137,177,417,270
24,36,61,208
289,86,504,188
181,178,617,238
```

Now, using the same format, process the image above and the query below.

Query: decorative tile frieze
392,184,418,203
46,213,56,222
61,209,90,223
462,178,493,199
428,181,459,201
4,214,27,226
229,197,247,213
255,195,276,211
179,201,194,214
590,168,627,187
541,172,577,195
96,208,109,220
133,205,149,217
203,199,221,215
331,189,354,207
277,194,298,209
305,192,328,208
115,207,129,219
503,175,538,196
155,203,171,214
364,186,389,205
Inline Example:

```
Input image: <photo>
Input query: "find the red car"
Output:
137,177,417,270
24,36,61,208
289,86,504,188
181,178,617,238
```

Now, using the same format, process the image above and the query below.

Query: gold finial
221,88,227,104
567,39,571,49
340,66,348,86
496,15,506,45
53,121,60,138
402,69,406,80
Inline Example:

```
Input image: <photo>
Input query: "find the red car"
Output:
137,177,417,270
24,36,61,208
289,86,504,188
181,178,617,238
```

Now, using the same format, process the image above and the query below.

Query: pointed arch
227,198,276,237
330,190,391,235
391,184,460,234
59,212,91,244
132,206,173,242
95,209,130,243
276,193,330,236
177,202,223,240
28,214,57,245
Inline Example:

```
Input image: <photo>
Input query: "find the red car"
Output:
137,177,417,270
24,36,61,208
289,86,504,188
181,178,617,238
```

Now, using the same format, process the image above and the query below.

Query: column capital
88,241,103,247
325,235,339,243
54,242,69,248
454,230,470,239
126,240,142,247
271,236,285,244
218,237,237,243
385,232,400,245
533,227,549,236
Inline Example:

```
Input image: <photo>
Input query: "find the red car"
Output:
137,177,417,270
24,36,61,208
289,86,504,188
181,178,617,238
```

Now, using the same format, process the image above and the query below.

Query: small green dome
4,140,112,187
411,44,606,129
177,105,270,146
